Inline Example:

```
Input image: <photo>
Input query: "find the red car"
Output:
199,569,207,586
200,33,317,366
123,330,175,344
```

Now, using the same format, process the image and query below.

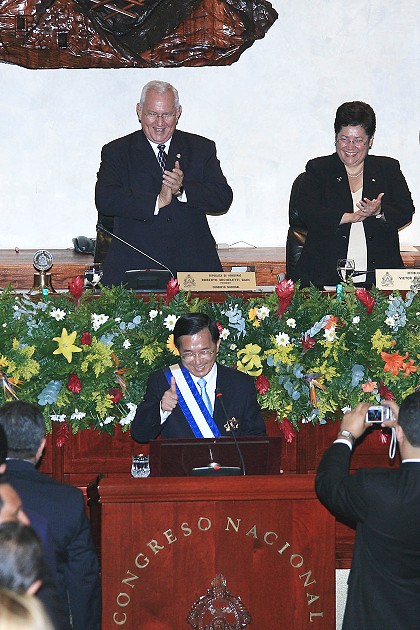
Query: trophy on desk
29,250,57,294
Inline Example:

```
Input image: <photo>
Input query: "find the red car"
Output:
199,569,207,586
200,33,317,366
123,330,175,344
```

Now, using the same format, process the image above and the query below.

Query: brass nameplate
376,268,420,290
177,272,257,292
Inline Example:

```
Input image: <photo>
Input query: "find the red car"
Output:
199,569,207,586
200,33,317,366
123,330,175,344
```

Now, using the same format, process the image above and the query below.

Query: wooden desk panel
1,247,418,290
99,475,335,629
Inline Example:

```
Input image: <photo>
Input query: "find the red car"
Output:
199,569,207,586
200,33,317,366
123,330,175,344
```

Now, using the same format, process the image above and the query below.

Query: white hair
139,81,179,109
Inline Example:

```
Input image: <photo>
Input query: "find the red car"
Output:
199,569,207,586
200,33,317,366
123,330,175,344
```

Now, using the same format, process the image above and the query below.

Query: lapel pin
337,176,342,182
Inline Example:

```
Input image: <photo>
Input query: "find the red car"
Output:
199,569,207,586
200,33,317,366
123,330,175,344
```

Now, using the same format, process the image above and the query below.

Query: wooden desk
1,246,418,290
98,475,335,629
0,247,285,289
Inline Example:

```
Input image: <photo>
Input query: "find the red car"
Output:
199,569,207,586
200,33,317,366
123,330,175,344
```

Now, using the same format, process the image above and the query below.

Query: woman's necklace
346,169,364,178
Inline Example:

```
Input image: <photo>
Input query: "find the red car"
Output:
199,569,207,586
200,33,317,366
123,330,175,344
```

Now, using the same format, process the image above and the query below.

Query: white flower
220,328,230,340
275,332,290,346
70,409,86,420
324,327,337,342
104,416,114,425
256,306,270,320
229,344,237,351
342,406,352,414
385,317,395,327
286,318,296,328
149,310,159,320
2,323,6,328
50,308,66,321
163,314,178,331
122,340,131,349
352,316,360,324
91,313,109,331
115,317,121,323
50,414,66,423
120,402,137,426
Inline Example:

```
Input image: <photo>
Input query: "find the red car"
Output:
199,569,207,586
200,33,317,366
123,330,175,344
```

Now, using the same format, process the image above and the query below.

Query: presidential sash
164,364,221,438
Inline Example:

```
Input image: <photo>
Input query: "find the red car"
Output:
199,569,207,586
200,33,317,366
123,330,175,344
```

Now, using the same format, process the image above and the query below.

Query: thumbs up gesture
161,376,178,412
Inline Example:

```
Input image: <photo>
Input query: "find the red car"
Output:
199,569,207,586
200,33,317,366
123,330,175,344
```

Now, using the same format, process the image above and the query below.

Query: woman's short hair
334,101,376,138
173,313,220,349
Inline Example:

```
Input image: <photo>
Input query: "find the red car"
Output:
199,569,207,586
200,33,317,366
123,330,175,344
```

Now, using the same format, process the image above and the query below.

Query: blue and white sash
164,364,221,438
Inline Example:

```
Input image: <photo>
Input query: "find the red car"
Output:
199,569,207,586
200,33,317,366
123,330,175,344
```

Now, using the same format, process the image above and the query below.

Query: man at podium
131,313,266,442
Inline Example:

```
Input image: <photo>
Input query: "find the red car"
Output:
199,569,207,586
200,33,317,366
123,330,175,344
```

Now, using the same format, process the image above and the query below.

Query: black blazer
316,443,420,629
95,129,233,285
6,459,101,630
292,153,415,286
131,363,266,442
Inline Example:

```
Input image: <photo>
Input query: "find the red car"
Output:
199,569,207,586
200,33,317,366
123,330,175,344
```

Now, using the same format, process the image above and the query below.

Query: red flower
216,321,223,334
255,374,270,395
279,417,296,443
109,388,123,404
165,278,180,305
68,276,84,300
301,334,316,353
355,288,375,314
67,374,82,394
378,381,396,401
56,423,70,448
275,279,295,317
81,332,92,346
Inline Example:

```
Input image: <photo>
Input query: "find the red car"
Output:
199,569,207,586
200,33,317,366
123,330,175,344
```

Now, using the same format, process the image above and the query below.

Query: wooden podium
99,475,335,629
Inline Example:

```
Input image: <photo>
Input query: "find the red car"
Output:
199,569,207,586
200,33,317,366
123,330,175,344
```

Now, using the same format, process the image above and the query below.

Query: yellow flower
53,328,82,363
237,343,263,376
166,334,180,356
140,342,164,365
248,308,258,321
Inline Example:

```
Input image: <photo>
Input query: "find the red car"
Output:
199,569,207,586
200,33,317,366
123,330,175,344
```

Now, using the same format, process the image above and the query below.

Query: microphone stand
96,223,175,279
215,390,246,476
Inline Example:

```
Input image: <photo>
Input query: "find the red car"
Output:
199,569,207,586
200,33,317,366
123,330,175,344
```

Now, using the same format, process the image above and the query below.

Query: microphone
96,223,174,279
215,389,246,476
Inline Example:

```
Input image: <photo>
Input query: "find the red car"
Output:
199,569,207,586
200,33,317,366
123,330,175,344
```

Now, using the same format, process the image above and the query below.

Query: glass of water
336,259,355,283
131,454,150,478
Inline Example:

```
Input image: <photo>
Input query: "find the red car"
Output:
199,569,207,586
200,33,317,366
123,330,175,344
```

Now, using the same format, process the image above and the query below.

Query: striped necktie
157,144,167,173
198,378,212,415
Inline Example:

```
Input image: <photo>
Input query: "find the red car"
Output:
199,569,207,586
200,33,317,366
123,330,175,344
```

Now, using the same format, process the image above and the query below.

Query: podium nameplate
376,268,420,291
177,271,256,292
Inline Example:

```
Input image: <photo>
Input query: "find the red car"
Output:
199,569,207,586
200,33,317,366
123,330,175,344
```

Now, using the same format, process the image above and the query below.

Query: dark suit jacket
292,153,415,286
95,129,233,285
6,459,101,630
316,443,420,629
131,363,266,442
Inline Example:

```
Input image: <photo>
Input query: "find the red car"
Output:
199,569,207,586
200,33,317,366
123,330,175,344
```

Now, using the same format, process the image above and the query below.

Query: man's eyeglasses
180,350,215,362
336,136,369,148
145,112,176,121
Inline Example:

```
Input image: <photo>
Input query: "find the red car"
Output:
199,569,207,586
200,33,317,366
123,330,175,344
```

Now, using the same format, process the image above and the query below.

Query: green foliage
0,282,418,435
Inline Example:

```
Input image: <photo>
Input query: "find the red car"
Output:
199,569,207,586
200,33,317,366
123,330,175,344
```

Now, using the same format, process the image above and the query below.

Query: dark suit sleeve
65,492,102,630
235,376,266,437
181,138,233,215
374,158,415,230
315,442,368,523
131,371,167,443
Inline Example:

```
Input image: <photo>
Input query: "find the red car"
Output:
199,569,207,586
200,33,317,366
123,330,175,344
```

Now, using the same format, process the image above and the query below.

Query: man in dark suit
0,401,101,630
96,80,233,286
131,313,266,442
316,393,420,629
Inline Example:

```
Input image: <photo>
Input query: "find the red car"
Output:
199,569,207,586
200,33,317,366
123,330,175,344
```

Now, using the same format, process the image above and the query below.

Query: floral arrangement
0,277,419,444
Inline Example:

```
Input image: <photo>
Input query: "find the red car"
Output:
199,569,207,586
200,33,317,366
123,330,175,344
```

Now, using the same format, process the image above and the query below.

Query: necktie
198,378,212,415
157,144,167,173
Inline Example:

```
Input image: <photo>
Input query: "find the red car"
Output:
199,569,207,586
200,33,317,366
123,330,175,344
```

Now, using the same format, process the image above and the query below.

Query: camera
365,405,393,423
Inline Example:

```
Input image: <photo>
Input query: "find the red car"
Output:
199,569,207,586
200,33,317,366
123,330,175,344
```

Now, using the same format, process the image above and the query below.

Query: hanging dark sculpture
0,0,278,69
